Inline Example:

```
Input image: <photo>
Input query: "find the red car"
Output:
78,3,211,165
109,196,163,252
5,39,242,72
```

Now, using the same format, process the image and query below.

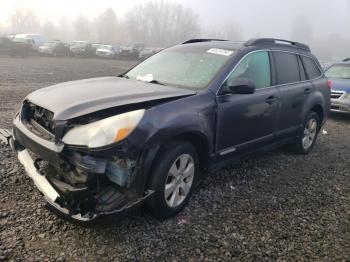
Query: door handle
304,88,312,94
265,96,277,104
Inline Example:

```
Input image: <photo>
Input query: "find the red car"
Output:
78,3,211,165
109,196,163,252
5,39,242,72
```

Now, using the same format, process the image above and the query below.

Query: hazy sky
1,0,349,39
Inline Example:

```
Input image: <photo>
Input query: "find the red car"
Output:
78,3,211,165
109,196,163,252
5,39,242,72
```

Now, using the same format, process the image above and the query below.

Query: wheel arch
310,104,324,128
168,131,211,170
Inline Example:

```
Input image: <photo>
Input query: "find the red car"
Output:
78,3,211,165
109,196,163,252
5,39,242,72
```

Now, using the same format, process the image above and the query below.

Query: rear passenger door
272,51,311,140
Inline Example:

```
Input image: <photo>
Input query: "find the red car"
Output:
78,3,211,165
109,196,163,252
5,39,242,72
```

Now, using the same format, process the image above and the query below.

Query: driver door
215,51,281,156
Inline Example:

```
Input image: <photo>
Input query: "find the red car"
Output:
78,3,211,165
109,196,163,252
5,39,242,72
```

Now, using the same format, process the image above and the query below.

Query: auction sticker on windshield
207,48,234,56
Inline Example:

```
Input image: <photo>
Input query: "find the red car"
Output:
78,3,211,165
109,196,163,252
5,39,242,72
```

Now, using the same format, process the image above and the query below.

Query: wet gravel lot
0,57,349,261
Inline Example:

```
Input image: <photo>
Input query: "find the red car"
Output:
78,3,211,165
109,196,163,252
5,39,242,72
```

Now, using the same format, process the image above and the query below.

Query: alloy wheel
302,118,317,150
164,154,195,208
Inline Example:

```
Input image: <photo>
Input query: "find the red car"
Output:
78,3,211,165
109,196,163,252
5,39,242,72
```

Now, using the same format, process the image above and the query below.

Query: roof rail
182,39,228,44
244,38,311,52
343,58,350,62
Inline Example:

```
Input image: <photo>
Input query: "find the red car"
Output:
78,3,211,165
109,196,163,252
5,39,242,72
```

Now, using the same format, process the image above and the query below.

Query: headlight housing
62,109,145,148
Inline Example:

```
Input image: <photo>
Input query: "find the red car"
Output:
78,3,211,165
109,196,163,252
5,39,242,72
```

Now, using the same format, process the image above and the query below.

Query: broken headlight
62,109,145,148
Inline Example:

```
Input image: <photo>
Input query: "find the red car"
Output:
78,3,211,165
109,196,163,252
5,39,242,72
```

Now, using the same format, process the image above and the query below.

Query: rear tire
292,111,320,154
146,141,199,219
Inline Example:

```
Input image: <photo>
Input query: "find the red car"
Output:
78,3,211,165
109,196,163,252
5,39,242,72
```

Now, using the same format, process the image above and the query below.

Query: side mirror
228,78,256,94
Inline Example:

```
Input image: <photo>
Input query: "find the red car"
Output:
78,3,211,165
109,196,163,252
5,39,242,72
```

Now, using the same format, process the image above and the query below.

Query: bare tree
74,15,92,41
124,1,200,46
204,20,243,41
95,8,119,44
57,17,74,42
40,20,59,40
10,8,40,33
291,15,313,44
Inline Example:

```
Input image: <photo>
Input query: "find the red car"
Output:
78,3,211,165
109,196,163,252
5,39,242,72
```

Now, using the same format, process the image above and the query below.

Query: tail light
327,80,332,89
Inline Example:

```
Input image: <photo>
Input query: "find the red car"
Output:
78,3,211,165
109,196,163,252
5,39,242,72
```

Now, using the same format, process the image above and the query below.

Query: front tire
292,111,320,154
146,141,199,219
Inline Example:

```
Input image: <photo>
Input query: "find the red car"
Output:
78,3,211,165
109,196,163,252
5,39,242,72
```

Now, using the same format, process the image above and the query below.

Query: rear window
301,56,322,79
273,51,300,85
325,65,350,79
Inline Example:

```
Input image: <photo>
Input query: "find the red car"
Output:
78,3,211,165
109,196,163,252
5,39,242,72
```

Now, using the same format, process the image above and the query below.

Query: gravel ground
0,57,349,261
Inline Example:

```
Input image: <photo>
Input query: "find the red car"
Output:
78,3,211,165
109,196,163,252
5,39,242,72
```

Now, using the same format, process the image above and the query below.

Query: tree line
1,1,349,60
2,1,243,47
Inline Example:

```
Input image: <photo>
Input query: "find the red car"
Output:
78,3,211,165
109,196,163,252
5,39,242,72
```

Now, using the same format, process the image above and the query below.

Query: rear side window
301,56,322,79
273,51,300,85
225,51,271,89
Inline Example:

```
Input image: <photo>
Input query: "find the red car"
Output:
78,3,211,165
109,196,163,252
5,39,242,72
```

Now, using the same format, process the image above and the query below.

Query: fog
1,0,349,60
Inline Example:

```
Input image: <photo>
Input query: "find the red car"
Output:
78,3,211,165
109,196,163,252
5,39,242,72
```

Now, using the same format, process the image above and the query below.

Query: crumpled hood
26,76,195,120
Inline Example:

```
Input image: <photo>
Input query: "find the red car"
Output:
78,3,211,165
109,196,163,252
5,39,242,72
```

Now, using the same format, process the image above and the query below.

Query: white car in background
13,34,46,51
96,45,119,59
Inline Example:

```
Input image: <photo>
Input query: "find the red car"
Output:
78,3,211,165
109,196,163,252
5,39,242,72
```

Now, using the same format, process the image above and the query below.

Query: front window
223,51,271,89
325,65,350,79
125,47,236,90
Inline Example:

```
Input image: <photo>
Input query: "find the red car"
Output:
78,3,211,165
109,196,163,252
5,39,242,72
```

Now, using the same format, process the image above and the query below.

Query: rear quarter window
301,56,322,80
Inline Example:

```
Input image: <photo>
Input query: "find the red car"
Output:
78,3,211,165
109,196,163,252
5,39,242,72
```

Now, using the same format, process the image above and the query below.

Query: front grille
21,101,55,140
331,91,344,99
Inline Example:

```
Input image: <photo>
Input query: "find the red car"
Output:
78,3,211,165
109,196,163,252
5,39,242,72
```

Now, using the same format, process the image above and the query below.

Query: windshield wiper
118,74,129,79
147,79,165,85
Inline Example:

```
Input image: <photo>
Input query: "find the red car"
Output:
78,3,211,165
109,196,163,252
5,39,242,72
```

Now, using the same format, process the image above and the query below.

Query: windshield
325,65,350,79
125,47,235,89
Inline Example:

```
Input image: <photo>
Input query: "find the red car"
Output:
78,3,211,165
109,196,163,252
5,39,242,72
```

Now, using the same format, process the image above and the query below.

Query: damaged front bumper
6,117,155,222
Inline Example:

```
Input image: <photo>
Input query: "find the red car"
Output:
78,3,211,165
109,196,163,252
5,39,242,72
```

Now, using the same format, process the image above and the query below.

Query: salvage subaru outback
4,38,330,222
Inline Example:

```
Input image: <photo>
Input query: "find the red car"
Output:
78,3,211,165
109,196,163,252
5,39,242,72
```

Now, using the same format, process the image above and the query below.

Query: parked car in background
319,60,332,71
96,45,119,59
139,47,156,60
69,41,96,57
8,38,330,223
13,34,46,51
119,44,145,60
92,43,102,50
39,41,69,57
325,61,350,114
119,46,134,59
0,36,32,57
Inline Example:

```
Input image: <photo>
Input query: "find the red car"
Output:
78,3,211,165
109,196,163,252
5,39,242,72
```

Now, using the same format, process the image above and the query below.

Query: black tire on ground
146,140,199,219
292,111,320,155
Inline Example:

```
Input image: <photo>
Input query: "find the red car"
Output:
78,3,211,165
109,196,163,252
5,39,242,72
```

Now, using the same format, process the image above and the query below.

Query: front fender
132,92,216,153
